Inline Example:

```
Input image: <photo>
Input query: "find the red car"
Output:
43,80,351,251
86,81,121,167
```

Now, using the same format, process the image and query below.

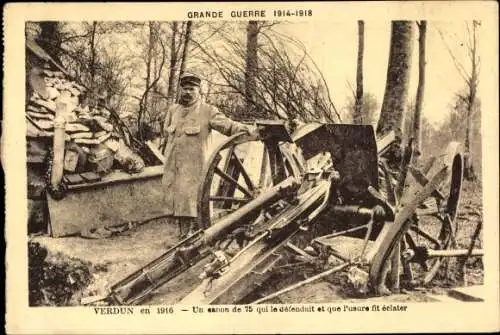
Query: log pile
25,38,164,235
26,66,145,179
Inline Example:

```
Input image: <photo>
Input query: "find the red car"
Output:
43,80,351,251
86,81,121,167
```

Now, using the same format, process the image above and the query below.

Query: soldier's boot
177,217,192,239
176,218,185,239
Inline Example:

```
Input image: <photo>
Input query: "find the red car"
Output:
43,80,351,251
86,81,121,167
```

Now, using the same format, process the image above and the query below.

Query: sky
277,20,483,126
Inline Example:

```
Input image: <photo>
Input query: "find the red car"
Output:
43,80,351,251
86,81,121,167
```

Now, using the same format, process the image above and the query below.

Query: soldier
162,72,257,238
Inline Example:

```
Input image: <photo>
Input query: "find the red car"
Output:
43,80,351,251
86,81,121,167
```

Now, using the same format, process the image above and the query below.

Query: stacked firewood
26,67,145,178
27,68,113,143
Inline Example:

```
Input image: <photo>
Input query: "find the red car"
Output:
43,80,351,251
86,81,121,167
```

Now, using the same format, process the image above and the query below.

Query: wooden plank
409,166,445,200
377,130,396,155
48,172,167,237
66,165,163,191
145,140,165,164
26,39,71,76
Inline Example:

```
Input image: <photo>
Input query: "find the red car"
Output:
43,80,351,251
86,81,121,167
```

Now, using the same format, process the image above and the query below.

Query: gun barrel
202,176,300,244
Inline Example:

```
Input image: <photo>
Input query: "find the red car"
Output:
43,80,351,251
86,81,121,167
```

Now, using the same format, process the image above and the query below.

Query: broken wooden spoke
409,225,441,247
408,165,446,200
426,249,484,258
214,166,253,198
442,213,458,248
230,152,256,191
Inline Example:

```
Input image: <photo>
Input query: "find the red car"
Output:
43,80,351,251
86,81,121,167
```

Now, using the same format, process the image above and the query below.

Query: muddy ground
29,180,484,306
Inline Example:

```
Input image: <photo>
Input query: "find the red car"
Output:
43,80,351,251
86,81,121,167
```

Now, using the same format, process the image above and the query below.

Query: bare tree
36,22,63,62
55,21,138,108
167,21,180,106
245,21,262,118
47,21,340,141
463,21,480,180
190,22,340,123
374,21,414,294
353,20,365,124
178,21,193,77
412,20,427,163
136,22,155,139
171,21,194,104
88,21,98,93
136,22,167,140
437,21,480,180
377,21,415,140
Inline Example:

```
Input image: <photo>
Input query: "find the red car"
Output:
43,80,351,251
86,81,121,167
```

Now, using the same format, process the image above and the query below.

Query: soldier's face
180,85,200,105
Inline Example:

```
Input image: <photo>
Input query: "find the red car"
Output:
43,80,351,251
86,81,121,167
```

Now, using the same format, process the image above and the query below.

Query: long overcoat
162,100,249,217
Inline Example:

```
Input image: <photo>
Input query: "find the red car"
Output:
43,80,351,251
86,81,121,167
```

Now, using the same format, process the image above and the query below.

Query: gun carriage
88,120,481,305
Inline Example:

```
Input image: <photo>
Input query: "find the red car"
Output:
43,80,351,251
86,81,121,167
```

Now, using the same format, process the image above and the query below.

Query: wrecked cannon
107,175,301,305
84,120,483,305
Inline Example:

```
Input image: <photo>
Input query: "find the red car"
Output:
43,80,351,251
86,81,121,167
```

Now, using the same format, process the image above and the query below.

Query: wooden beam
145,140,165,164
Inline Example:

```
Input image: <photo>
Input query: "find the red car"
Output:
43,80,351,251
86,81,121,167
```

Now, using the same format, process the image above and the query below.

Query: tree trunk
88,22,98,95
464,21,479,180
167,21,179,106
245,21,261,118
176,21,193,102
36,22,62,63
138,22,155,140
179,21,193,76
412,21,427,164
354,20,365,124
377,21,415,140
144,22,154,107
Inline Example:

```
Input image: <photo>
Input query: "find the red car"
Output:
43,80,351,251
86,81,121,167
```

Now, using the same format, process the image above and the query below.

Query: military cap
179,72,202,87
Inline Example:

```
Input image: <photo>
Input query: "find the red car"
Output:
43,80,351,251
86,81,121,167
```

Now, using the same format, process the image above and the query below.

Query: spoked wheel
402,145,463,286
197,132,303,230
369,142,464,293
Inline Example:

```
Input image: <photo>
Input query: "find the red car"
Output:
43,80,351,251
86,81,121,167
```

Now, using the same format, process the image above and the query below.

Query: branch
435,25,470,83
138,32,168,119
257,21,279,33
190,22,227,53
60,32,92,44
346,80,356,100
267,28,341,121
191,37,274,116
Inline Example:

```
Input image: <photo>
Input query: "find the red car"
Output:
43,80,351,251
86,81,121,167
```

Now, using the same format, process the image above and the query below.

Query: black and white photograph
4,2,499,334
